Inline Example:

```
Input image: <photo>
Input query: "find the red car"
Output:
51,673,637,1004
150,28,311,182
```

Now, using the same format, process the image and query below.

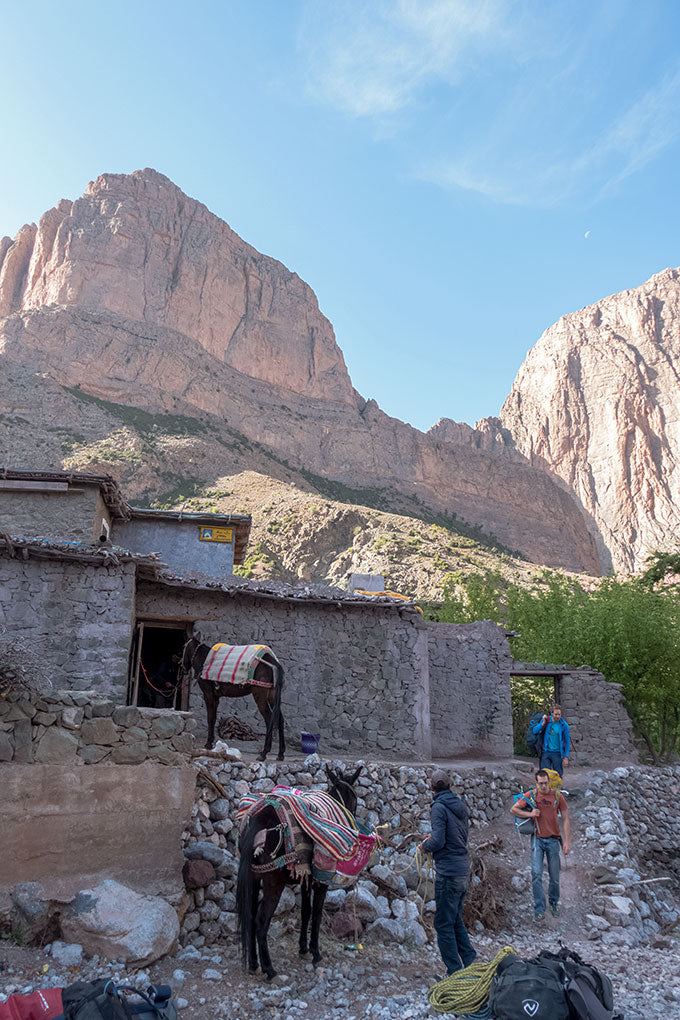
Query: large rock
11,882,51,935
182,860,216,890
343,886,381,922
34,728,79,764
61,879,179,964
500,266,680,572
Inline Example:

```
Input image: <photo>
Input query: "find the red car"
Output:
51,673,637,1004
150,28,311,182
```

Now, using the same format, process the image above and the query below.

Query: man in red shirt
510,769,571,921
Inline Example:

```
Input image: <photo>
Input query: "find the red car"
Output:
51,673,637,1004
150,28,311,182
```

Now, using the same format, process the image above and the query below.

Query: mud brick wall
424,620,514,758
0,689,195,765
135,581,432,759
0,554,135,699
556,670,638,764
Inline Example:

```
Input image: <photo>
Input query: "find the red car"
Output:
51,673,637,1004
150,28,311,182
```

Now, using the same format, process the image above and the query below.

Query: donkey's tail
236,816,262,968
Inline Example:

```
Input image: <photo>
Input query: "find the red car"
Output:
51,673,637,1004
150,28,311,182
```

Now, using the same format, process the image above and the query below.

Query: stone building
0,467,251,579
0,467,637,764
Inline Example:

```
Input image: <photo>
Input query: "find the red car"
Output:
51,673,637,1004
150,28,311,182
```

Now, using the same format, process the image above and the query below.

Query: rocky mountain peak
0,169,357,405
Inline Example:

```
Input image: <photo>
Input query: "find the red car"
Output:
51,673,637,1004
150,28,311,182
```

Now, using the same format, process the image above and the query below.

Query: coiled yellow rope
426,946,517,1014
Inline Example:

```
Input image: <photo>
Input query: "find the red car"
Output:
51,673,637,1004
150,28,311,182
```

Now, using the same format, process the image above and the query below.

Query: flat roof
128,507,252,565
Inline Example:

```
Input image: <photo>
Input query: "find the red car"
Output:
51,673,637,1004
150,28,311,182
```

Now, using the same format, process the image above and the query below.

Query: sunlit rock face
0,169,603,575
501,267,680,572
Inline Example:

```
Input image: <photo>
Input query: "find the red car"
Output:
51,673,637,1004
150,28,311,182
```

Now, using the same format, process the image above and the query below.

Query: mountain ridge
3,168,672,577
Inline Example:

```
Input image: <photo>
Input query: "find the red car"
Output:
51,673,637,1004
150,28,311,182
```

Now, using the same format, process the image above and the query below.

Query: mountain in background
1,169,676,582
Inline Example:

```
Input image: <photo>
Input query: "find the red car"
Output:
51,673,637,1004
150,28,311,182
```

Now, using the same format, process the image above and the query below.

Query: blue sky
1,0,679,430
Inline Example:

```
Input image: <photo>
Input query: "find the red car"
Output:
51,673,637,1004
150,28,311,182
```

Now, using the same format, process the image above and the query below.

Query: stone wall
425,620,514,758
0,689,195,765
574,765,680,946
180,753,523,948
0,554,135,699
136,581,432,758
0,690,198,906
556,670,638,764
0,484,106,542
181,755,680,950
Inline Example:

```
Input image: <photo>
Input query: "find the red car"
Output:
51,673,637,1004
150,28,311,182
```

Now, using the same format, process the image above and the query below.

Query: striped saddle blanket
238,786,361,861
201,643,279,687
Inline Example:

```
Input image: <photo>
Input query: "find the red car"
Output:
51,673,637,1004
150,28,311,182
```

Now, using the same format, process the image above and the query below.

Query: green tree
435,569,680,758
436,570,505,624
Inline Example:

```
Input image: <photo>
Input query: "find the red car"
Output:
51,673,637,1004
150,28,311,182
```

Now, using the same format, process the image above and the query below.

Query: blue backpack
513,787,561,836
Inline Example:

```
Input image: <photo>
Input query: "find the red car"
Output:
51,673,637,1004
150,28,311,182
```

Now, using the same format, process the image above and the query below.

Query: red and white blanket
201,643,279,686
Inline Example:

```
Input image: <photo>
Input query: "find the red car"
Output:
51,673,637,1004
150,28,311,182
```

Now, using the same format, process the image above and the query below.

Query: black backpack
534,948,621,1020
61,981,177,1020
525,713,548,756
489,954,571,1020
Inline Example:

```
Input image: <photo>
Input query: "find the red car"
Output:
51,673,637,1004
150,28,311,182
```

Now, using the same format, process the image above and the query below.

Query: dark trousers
433,874,476,975
540,750,563,777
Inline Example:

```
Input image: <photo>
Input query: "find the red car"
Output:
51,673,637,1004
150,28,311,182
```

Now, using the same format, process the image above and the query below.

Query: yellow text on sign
199,527,233,544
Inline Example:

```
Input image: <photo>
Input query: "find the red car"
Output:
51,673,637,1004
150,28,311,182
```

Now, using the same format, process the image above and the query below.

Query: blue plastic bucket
301,731,321,754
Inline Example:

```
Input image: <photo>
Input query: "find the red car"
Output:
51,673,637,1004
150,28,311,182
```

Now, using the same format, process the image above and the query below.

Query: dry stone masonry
0,690,195,765
181,754,526,949
0,553,135,699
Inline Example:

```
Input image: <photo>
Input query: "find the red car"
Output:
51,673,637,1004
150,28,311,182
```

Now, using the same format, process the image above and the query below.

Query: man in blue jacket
534,704,570,776
419,770,476,976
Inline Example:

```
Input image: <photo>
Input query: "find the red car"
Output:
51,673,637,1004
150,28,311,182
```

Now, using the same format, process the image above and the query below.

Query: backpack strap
566,975,613,1020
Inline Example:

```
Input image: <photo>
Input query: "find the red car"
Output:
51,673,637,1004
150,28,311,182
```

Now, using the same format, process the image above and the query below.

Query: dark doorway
127,622,190,709
510,673,557,756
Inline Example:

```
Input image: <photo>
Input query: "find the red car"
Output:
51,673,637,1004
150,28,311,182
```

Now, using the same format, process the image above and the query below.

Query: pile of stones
0,690,195,765
575,765,680,946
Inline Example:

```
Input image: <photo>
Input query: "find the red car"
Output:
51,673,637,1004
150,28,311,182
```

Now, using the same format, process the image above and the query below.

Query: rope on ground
426,946,516,1015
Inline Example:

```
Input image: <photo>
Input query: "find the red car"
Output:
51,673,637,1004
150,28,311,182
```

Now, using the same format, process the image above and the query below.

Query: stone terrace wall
0,554,135,700
425,620,514,757
182,756,680,950
0,689,195,765
180,754,522,948
0,691,197,904
136,581,431,758
556,669,638,764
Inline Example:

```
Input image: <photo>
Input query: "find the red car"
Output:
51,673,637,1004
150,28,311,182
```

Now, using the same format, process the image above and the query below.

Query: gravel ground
2,914,680,1020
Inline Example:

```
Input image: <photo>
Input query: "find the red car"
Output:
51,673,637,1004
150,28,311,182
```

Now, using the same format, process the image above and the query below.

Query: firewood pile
0,626,53,698
463,835,509,931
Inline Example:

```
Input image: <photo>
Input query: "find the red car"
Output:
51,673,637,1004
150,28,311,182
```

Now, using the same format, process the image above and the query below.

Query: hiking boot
534,912,544,922
551,903,560,917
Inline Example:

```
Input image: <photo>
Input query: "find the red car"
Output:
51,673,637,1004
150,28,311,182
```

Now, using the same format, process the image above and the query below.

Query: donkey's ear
350,765,363,784
325,764,336,783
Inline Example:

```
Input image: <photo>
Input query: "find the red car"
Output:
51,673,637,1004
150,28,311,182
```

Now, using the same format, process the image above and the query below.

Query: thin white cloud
301,1,680,207
420,63,680,206
301,0,511,119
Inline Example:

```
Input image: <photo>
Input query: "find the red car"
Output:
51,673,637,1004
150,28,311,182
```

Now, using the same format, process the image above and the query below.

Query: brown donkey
181,635,285,760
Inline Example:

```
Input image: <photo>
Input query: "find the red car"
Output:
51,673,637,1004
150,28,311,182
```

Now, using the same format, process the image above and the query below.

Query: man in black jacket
419,770,476,976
